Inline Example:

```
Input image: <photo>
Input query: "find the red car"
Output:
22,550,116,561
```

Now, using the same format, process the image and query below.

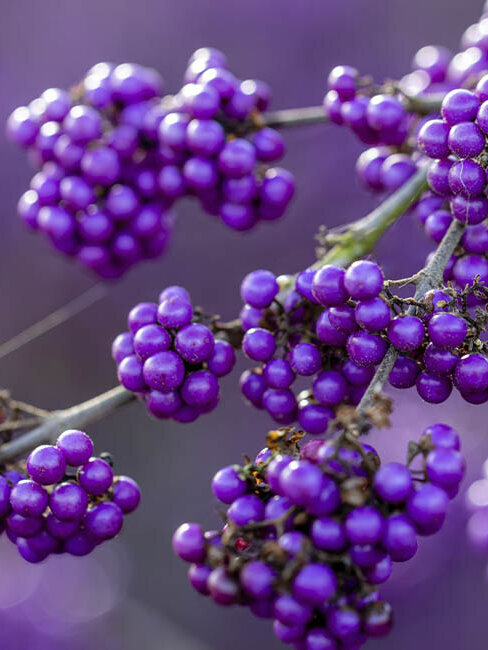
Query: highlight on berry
173,424,464,648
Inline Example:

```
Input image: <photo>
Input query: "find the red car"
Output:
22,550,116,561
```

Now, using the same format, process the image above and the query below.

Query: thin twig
401,92,445,115
261,93,444,129
0,283,108,361
0,390,51,418
0,417,44,432
262,106,329,128
261,93,444,128
0,385,134,463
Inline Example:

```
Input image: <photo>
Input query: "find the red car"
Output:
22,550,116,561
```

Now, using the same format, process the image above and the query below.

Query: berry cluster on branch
0,429,140,563
7,49,294,278
173,424,464,649
112,285,236,422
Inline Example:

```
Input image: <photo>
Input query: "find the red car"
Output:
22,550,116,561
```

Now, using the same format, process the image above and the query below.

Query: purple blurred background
1,0,488,648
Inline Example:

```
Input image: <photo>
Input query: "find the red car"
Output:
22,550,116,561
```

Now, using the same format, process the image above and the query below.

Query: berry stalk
262,92,445,129
0,385,133,463
262,106,329,128
399,91,445,115
0,283,107,362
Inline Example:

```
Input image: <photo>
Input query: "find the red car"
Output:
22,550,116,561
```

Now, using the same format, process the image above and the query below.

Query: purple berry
172,522,206,562
416,372,452,403
417,119,450,158
10,480,48,518
112,476,141,513
207,567,239,606
280,460,324,507
143,351,185,392
240,561,276,600
242,328,276,362
56,429,94,466
241,270,279,308
423,423,460,450
227,494,264,526
426,448,465,488
312,266,348,306
388,315,425,352
27,445,66,485
85,502,123,540
383,514,418,561
442,89,479,124
406,484,448,535
347,331,388,367
175,323,215,364
345,506,384,545
49,482,88,521
454,354,488,393
292,563,337,605
344,260,383,301
78,457,113,495
374,463,413,503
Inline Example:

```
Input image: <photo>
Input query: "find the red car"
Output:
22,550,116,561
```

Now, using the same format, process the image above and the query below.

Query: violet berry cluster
239,262,387,435
7,49,295,278
7,62,176,279
386,287,488,405
157,48,295,230
324,66,420,195
338,2,488,198
324,67,410,148
0,429,140,563
239,262,488,435
353,41,454,194
419,83,488,221
409,5,488,287
112,285,236,423
415,80,488,294
173,423,463,649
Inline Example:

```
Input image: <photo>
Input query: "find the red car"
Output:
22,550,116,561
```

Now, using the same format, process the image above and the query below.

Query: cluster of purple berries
347,7,488,198
323,66,419,195
112,285,236,423
238,262,387,435
7,49,295,278
239,261,488,433
406,5,488,272
324,67,409,148
419,83,488,214
354,35,467,197
173,423,463,648
414,82,488,293
157,48,295,231
386,289,488,405
7,62,176,279
0,429,140,563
